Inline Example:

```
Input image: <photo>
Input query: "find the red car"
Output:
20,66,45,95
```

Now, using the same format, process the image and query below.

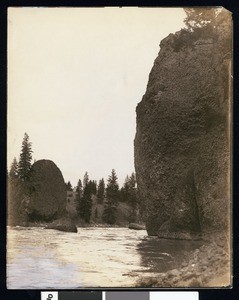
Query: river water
7,227,203,289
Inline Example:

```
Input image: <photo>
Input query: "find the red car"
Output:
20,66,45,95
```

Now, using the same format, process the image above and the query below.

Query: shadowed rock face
27,159,67,221
135,29,231,238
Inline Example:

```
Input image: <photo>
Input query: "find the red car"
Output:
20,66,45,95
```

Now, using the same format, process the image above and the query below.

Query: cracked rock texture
134,28,231,238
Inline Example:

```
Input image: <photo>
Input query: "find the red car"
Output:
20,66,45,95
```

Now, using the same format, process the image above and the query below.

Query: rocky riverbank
24,221,130,229
137,235,231,288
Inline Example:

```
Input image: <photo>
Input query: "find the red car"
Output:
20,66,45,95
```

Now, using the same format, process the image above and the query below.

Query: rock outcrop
128,223,146,230
134,20,231,238
45,217,77,233
137,235,231,287
26,159,67,221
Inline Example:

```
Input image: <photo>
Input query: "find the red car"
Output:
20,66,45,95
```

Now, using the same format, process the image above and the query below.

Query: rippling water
7,227,203,289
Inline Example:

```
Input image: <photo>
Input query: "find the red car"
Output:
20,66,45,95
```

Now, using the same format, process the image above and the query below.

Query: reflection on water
7,227,202,289
137,236,203,273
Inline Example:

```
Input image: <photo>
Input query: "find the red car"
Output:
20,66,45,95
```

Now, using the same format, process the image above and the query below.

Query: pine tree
94,207,98,219
76,179,83,215
120,172,138,222
79,182,92,223
127,172,138,223
9,157,19,179
18,133,33,181
106,169,119,201
103,169,119,224
76,179,83,198
88,180,97,195
128,172,137,207
97,178,105,203
66,181,73,191
78,173,97,222
120,175,130,202
83,172,89,189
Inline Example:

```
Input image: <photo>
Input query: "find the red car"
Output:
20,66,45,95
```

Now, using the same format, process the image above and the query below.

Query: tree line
8,133,34,225
9,133,33,181
8,133,139,225
65,169,138,225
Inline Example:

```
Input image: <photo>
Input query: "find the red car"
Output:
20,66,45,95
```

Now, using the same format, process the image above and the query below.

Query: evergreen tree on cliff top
184,8,218,31
103,169,119,224
18,133,33,181
180,8,231,56
184,8,231,40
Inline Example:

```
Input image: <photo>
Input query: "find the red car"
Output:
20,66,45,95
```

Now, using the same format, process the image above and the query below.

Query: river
7,226,203,289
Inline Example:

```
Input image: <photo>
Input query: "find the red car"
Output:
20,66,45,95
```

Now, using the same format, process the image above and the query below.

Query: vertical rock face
135,28,231,238
27,159,67,221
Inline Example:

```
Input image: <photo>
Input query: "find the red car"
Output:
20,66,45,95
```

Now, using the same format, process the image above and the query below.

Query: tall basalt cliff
134,28,231,238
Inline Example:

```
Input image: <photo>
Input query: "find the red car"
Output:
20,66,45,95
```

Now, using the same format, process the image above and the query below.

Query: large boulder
26,159,67,221
135,23,231,238
128,223,146,230
45,217,77,233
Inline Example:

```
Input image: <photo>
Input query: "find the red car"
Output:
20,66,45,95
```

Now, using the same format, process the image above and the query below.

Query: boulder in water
129,223,146,230
45,217,77,233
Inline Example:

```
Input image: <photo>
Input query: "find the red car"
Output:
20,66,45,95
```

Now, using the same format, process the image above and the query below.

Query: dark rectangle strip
59,291,102,300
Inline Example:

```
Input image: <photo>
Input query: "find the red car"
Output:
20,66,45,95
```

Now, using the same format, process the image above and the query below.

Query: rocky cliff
135,26,231,238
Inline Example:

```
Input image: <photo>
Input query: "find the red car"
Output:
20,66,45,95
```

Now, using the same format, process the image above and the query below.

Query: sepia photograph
7,7,232,289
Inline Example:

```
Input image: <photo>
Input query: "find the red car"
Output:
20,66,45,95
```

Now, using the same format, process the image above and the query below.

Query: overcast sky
8,7,186,186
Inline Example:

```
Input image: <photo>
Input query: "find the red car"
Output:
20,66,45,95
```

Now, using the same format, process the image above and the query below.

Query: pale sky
8,7,186,186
